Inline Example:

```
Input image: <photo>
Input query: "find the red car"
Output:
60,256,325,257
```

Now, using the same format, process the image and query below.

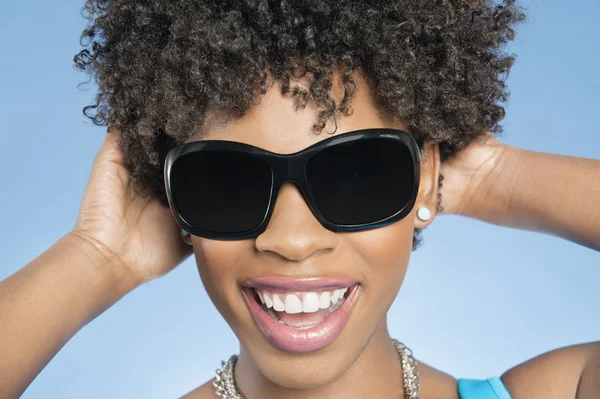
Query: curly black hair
74,0,526,250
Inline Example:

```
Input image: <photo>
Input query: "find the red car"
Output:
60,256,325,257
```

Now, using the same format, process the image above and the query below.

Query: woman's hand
71,130,194,285
437,131,511,217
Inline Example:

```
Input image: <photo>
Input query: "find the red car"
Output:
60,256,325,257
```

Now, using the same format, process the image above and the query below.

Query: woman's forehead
190,75,407,154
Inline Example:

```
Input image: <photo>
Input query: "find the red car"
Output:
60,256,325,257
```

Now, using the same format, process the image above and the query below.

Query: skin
1,71,599,398
181,72,443,398
180,73,600,398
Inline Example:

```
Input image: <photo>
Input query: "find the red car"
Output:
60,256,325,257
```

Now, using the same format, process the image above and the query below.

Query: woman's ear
414,140,441,229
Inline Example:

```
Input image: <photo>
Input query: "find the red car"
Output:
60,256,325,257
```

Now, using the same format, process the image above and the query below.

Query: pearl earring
417,207,431,222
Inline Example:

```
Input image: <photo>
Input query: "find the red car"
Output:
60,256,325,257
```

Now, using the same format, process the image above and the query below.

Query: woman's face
185,72,440,391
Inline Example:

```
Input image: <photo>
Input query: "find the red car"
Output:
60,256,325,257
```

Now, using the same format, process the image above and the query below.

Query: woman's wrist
459,144,525,225
66,231,144,294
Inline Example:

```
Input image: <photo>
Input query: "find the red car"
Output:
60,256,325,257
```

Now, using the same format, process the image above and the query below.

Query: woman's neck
234,317,408,399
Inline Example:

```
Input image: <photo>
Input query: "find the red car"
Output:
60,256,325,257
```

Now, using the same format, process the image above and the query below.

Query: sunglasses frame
164,128,422,240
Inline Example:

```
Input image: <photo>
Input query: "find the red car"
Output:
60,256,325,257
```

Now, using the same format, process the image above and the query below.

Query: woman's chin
242,342,360,390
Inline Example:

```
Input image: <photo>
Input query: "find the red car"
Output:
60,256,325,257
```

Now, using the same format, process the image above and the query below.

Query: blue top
457,377,512,399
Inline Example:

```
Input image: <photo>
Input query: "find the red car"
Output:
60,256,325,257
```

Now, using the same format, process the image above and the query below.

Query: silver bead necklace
213,338,420,399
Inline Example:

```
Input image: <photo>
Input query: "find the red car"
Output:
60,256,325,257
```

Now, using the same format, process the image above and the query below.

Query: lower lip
242,284,360,353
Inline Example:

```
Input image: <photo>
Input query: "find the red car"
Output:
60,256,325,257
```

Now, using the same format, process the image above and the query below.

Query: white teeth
284,295,303,314
272,294,285,312
319,291,331,309
254,287,351,314
332,288,348,304
331,290,340,304
264,293,273,308
302,292,320,313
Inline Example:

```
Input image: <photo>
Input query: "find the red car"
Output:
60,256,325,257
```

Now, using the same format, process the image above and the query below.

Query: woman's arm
439,133,600,251
0,131,193,398
438,134,600,397
482,148,600,396
470,145,600,251
0,233,140,398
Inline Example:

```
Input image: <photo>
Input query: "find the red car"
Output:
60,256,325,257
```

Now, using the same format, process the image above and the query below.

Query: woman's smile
241,276,360,352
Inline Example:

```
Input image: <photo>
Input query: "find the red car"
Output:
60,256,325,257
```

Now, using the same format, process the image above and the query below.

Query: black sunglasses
164,128,422,240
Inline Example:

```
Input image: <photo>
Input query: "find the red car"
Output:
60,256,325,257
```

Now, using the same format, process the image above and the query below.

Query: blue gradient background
1,0,598,397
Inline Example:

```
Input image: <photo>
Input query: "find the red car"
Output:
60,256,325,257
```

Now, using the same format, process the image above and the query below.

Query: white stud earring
417,207,431,222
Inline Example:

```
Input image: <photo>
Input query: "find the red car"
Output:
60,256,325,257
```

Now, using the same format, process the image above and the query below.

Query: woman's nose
254,182,339,261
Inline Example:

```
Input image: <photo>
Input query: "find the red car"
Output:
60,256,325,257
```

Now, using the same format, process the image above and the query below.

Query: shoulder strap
457,377,512,399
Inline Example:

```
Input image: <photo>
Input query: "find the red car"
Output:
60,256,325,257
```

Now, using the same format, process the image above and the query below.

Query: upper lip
241,276,359,291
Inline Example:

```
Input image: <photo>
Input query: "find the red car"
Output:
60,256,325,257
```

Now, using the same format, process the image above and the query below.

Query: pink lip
242,276,359,291
242,283,360,353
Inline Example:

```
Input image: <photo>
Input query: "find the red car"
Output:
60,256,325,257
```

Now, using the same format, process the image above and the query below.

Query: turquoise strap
457,377,512,399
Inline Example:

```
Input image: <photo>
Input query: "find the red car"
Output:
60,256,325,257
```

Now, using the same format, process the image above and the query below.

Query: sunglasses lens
306,137,416,225
171,150,272,233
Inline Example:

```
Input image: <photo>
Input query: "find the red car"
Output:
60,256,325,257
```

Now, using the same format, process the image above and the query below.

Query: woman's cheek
347,217,414,296
192,238,244,314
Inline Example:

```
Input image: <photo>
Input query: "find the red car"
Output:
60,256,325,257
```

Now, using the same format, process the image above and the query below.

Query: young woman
1,1,599,398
